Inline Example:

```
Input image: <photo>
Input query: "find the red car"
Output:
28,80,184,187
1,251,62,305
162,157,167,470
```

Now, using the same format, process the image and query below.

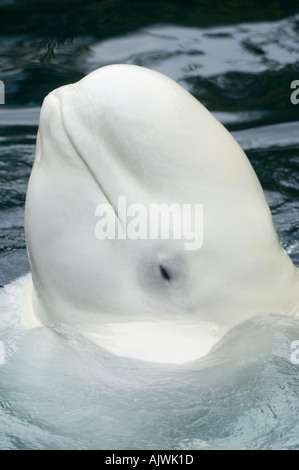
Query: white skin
23,65,299,363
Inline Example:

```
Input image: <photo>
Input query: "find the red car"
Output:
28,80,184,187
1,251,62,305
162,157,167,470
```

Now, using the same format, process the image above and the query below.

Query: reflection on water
0,0,298,451
1,12,299,126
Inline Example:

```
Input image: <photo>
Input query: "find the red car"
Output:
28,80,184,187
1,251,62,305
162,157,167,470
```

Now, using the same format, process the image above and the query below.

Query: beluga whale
22,64,299,364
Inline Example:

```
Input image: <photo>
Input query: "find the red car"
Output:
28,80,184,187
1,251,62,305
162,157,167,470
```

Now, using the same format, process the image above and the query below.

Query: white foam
0,274,30,326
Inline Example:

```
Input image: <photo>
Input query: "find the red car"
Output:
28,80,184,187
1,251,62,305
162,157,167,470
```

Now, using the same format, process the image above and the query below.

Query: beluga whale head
23,64,299,363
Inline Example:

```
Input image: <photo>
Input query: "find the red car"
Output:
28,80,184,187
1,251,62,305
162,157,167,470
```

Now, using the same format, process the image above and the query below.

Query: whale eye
138,251,186,296
159,264,172,282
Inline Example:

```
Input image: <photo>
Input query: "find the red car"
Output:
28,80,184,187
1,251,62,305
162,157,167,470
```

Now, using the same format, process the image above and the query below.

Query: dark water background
0,0,298,451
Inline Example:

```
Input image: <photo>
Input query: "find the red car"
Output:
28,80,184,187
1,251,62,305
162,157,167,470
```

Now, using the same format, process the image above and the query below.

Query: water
1,280,299,450
0,0,298,450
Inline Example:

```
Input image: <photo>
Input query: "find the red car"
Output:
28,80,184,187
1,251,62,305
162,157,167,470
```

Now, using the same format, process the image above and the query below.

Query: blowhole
159,264,172,282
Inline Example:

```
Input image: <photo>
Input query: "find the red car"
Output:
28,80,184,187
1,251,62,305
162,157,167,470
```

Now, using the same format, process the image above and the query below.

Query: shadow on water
0,0,299,37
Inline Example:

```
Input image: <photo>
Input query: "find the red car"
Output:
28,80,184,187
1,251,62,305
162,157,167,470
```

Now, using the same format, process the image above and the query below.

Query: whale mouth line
53,92,123,226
